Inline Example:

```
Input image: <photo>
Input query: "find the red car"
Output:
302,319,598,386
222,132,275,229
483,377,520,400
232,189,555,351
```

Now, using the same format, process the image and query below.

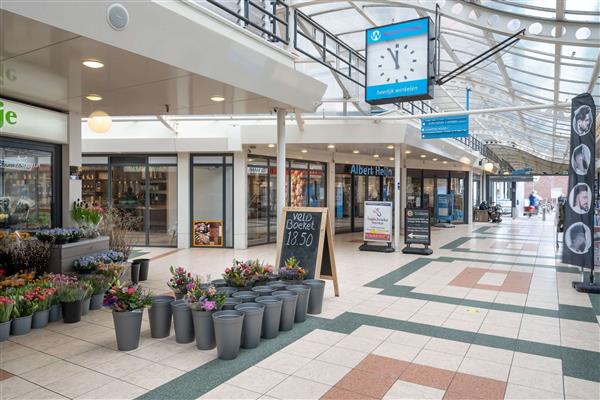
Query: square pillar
177,152,190,248
394,146,401,250
327,157,336,235
234,151,248,249
467,168,474,224
62,112,82,227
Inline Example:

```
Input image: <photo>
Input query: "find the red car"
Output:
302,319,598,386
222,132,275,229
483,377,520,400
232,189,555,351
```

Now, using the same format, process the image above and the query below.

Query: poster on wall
365,17,434,105
363,201,393,242
192,220,223,247
562,93,595,269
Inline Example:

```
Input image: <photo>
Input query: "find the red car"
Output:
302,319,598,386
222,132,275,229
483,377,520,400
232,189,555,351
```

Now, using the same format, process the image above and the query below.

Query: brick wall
523,176,568,202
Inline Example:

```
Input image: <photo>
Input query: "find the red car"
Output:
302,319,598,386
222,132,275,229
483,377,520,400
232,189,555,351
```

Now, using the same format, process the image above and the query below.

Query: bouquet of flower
35,228,71,244
103,283,152,312
66,228,83,242
57,282,88,303
39,274,78,305
97,263,125,282
97,250,125,264
185,277,226,312
73,255,99,273
0,272,35,289
249,259,274,284
279,256,306,281
81,275,112,296
168,266,192,295
0,296,15,323
24,287,57,311
223,259,254,288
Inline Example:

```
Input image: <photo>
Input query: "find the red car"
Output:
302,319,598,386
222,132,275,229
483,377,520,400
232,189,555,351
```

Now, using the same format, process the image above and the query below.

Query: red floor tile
399,363,455,391
321,386,376,400
445,372,507,400
336,369,396,399
355,354,410,379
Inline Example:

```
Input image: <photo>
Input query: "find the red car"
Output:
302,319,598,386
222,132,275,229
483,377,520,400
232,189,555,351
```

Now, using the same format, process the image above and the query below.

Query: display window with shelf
81,155,178,247
1,138,61,230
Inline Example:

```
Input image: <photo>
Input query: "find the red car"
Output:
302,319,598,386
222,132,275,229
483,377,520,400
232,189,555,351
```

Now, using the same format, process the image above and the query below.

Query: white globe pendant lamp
88,110,112,133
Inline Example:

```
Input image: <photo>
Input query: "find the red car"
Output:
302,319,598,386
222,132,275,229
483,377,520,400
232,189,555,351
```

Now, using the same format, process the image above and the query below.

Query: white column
467,167,474,224
276,109,286,243
327,157,336,235
400,146,408,231
394,146,401,250
233,151,248,249
177,152,190,249
62,112,82,227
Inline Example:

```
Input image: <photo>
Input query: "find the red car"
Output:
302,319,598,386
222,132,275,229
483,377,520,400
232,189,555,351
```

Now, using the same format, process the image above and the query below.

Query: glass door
354,175,366,231
335,173,352,232
111,164,146,246
247,159,269,246
423,177,435,217
148,165,177,246
367,176,381,201
451,175,465,223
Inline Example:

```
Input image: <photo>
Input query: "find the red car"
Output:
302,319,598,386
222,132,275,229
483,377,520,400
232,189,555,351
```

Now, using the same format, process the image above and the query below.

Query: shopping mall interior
0,1,599,399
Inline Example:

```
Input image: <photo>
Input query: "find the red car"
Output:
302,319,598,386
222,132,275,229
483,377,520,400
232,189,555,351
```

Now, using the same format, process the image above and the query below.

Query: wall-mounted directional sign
365,17,434,105
421,114,469,139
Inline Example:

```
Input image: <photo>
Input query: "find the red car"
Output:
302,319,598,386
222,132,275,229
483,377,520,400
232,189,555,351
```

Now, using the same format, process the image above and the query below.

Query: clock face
367,34,428,87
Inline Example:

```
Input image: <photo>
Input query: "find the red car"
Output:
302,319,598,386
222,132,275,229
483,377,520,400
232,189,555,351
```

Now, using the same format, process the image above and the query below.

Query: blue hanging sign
421,115,469,139
435,193,454,223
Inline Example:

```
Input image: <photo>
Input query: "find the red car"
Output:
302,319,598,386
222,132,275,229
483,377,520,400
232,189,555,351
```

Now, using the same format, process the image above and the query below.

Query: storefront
81,155,178,246
191,155,233,248
406,169,469,224
247,157,327,246
1,99,67,230
334,164,394,233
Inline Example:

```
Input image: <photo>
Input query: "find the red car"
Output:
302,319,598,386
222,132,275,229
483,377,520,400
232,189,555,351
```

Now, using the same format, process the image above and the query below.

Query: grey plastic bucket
11,315,31,335
232,290,259,303
130,261,140,284
31,309,50,329
286,285,311,323
251,286,276,297
211,279,227,288
217,286,238,297
191,309,216,350
303,279,326,315
255,296,282,339
149,295,174,338
212,310,244,360
267,281,288,291
138,258,150,281
80,297,91,316
48,303,61,322
89,293,104,310
171,299,194,344
112,310,143,351
0,320,10,341
273,291,298,331
234,302,265,349
223,297,242,310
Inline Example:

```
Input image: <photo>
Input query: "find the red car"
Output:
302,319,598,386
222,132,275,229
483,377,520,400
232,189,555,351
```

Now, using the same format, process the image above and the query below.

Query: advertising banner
562,93,596,268
405,208,431,245
421,115,469,139
364,201,393,242
365,17,434,105
192,220,223,247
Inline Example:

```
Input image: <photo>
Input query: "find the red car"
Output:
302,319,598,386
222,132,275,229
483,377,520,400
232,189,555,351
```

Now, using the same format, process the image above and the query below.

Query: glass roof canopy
290,0,600,172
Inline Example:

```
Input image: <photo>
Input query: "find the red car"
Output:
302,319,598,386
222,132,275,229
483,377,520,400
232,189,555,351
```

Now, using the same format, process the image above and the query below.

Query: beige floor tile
563,376,600,399
350,325,394,341
0,343,38,362
89,354,153,378
316,346,367,368
301,329,346,346
383,380,445,400
1,351,59,375
257,352,312,375
8,331,73,352
128,340,187,362
465,344,513,365
45,370,115,398
412,349,463,372
504,383,563,400
66,346,123,367
122,362,185,390
281,339,330,359
160,349,216,371
75,379,147,399
424,338,470,356
266,376,331,400
458,357,510,381
372,341,421,362
44,339,102,359
386,331,431,348
200,383,262,399
0,376,40,399
227,366,288,394
508,366,564,394
511,352,562,375
334,334,382,353
478,322,520,339
20,360,87,386
10,387,68,400
293,359,351,386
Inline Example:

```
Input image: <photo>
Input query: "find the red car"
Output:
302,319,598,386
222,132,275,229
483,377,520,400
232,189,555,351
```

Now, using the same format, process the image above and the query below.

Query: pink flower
127,287,136,295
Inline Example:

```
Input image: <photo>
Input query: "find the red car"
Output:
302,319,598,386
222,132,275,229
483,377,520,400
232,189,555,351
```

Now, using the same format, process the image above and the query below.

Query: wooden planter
47,236,110,274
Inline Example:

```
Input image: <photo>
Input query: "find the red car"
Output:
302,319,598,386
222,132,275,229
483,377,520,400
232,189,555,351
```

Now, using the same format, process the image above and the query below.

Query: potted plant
97,263,125,282
74,255,99,275
84,275,112,310
278,257,306,283
167,266,192,299
223,260,254,288
71,200,103,238
30,286,57,329
186,277,226,350
11,289,36,335
41,273,78,322
58,283,87,323
103,283,152,351
0,296,14,341
51,229,71,245
80,282,93,316
250,260,274,286
67,228,83,243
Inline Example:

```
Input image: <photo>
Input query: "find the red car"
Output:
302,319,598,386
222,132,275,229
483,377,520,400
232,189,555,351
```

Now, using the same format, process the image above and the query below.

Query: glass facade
1,138,60,230
247,157,327,246
81,155,178,247
191,155,233,248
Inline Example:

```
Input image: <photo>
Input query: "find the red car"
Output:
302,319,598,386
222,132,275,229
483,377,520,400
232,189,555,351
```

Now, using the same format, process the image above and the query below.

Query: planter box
47,236,110,274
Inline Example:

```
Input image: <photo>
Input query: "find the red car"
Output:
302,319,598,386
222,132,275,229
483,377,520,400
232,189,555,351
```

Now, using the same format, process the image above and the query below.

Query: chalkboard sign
405,208,431,245
276,207,339,296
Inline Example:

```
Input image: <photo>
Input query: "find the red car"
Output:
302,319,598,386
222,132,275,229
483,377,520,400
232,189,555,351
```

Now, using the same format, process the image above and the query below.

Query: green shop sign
0,101,18,128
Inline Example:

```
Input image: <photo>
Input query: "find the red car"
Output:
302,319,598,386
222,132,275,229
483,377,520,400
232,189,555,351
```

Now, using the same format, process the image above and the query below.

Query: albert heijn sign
348,164,393,177
0,98,67,144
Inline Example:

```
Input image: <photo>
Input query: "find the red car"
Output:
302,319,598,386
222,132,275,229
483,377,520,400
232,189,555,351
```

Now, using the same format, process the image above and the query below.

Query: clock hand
386,48,401,70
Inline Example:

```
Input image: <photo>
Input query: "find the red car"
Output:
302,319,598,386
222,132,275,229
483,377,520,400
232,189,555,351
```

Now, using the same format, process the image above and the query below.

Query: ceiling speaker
107,3,129,31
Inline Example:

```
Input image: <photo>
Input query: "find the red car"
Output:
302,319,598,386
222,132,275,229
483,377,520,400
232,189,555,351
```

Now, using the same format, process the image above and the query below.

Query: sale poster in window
192,220,223,247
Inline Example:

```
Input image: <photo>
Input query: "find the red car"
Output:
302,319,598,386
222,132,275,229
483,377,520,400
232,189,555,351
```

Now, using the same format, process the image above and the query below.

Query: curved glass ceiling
291,0,600,169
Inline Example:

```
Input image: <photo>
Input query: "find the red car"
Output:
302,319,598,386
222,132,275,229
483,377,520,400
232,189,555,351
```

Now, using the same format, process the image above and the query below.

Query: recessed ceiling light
301,149,308,153
405,150,412,154
443,161,448,164
248,158,254,162
85,94,102,101
386,145,394,149
420,154,426,158
210,95,225,102
353,150,360,154
267,143,275,148
389,157,395,161
327,144,335,149
373,154,380,158
432,158,438,161
82,59,104,69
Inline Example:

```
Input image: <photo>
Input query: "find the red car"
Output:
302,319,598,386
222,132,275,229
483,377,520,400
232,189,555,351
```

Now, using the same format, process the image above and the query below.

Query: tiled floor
1,215,599,399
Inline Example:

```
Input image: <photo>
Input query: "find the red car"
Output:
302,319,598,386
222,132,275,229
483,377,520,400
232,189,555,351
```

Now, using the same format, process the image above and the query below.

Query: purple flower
201,299,216,312
186,282,196,291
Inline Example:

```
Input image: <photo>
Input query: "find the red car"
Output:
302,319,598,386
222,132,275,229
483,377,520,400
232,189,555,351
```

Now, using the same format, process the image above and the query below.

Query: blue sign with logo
365,17,433,105
421,115,469,139
435,193,454,223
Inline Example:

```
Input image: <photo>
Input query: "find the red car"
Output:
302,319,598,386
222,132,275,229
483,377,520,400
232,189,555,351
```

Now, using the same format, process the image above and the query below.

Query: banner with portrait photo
562,93,596,268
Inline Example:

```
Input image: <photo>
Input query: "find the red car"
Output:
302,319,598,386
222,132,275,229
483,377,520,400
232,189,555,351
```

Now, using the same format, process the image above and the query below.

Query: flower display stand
47,236,110,274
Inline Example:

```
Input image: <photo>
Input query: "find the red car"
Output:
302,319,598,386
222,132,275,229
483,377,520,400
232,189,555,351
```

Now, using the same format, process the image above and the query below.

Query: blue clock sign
365,17,435,105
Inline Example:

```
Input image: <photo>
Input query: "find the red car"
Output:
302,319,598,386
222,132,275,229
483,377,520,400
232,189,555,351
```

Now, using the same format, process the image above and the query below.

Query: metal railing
199,0,289,44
